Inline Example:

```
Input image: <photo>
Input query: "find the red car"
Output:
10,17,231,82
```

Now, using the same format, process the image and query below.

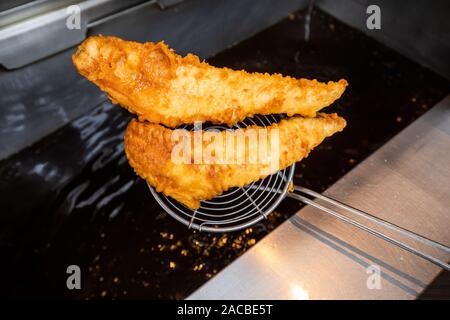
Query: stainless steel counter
189,96,450,300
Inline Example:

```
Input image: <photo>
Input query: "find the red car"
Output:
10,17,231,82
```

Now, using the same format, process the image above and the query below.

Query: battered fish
73,36,348,127
125,114,346,209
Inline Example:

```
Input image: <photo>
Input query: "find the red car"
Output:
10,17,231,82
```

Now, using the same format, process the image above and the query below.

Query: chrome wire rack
148,115,450,271
149,167,294,233
148,114,295,233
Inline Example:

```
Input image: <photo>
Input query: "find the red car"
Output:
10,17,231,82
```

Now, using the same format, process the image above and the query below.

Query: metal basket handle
288,186,450,271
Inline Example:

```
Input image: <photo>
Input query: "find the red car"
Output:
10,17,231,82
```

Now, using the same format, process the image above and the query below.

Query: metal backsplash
317,0,450,80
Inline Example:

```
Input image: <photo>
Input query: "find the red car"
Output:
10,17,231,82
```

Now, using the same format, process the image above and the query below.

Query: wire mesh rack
148,114,295,232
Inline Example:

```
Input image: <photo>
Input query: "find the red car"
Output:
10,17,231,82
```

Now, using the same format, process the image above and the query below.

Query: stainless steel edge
0,0,149,69
188,95,450,300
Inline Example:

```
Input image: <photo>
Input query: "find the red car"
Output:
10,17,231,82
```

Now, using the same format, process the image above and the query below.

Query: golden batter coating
73,35,348,127
124,114,346,209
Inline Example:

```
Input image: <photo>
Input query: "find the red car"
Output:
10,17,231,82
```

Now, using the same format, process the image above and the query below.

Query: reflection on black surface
0,9,449,299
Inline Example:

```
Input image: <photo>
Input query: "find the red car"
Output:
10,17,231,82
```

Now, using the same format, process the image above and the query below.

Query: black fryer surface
0,8,449,299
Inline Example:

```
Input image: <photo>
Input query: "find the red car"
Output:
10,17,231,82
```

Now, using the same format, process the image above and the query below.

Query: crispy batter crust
124,114,346,208
73,35,348,127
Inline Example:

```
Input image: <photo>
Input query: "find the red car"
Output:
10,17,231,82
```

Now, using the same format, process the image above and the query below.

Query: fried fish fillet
73,36,348,127
124,114,346,209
